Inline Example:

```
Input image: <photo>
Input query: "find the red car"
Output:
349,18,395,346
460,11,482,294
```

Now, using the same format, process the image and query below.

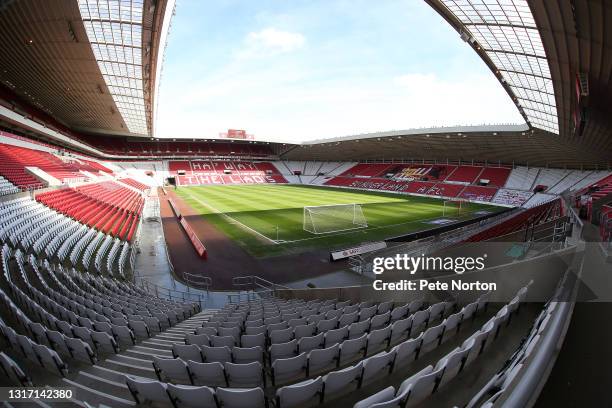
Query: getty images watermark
371,254,497,291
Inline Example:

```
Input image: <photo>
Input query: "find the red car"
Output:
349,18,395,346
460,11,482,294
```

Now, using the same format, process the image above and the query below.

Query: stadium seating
477,167,512,187
0,143,88,183
170,160,288,186
0,175,19,196
491,188,534,206
35,182,143,241
445,166,484,184
118,178,150,192
465,198,562,242
459,186,498,202
88,139,275,158
340,163,394,178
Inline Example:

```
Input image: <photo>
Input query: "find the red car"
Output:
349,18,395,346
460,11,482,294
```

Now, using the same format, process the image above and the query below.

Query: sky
155,0,524,142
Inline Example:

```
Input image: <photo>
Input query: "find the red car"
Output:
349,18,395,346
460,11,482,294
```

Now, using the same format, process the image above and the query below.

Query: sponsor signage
179,215,207,259
330,241,387,261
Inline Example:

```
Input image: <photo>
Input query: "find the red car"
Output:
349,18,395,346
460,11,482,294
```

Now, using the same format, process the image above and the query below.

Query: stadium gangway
138,277,209,308
230,275,291,303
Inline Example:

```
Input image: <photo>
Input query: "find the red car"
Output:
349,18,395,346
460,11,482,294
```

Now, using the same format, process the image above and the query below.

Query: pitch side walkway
159,188,359,290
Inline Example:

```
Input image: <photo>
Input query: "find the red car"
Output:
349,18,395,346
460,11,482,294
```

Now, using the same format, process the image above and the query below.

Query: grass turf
175,184,501,257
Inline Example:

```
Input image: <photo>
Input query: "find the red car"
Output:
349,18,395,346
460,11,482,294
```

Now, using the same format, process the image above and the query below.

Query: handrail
232,275,290,292
138,277,208,308
183,271,212,291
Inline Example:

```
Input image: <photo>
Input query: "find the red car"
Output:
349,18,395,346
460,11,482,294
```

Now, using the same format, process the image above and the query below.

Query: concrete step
62,378,135,408
100,358,156,377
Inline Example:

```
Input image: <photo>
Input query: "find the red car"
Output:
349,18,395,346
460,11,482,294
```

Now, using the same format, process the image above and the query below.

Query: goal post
303,203,368,234
443,199,466,216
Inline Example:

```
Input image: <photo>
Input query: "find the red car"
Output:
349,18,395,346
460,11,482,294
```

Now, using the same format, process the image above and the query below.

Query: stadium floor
174,184,498,257
160,188,346,290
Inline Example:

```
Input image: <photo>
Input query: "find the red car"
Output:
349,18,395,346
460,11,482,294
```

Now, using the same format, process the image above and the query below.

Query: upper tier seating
170,160,288,186
90,139,275,158
477,167,512,187
578,174,612,203
504,166,539,191
340,164,394,178
445,166,484,184
388,164,455,182
0,144,46,189
0,143,90,184
35,182,143,242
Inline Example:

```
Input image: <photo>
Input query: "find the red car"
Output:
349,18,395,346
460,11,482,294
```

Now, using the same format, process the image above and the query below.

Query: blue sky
155,0,523,142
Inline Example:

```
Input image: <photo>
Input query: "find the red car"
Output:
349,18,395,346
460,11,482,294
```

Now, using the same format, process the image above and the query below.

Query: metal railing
138,278,209,309
183,272,212,291
228,276,290,303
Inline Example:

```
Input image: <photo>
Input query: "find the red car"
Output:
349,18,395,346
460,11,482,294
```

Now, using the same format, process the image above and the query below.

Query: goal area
443,199,467,216
303,203,368,234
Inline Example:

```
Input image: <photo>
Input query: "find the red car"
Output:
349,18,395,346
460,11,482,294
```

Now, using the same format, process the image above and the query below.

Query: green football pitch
175,184,500,257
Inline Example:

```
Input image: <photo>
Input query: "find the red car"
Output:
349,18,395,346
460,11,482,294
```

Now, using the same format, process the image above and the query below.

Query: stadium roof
432,0,558,134
0,0,609,168
426,0,612,154
0,0,173,138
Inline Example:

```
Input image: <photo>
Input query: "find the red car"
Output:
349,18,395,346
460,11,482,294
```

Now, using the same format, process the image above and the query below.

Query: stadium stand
476,167,512,187
169,160,288,186
504,167,539,191
85,138,275,158
445,166,484,184
465,199,562,242
459,186,498,202
35,182,143,242
0,175,19,196
491,189,534,207
118,178,150,192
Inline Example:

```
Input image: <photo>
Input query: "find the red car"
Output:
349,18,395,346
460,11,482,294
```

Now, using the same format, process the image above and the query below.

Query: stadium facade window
439,0,559,134
78,0,148,135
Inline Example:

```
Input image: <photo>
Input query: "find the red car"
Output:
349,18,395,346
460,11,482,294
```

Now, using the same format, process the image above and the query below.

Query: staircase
60,310,218,407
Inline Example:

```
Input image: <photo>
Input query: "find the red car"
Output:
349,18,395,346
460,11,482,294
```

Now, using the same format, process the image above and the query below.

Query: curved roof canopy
435,0,558,134
78,0,148,135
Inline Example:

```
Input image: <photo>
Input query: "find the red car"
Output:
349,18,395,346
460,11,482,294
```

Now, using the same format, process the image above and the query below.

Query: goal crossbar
303,203,367,235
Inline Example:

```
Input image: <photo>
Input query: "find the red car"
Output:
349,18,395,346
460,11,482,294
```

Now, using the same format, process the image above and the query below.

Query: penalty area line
181,189,279,245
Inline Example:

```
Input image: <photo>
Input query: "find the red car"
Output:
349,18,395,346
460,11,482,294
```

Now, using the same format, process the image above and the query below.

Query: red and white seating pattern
118,178,150,192
35,182,143,242
324,163,514,203
170,161,288,186
491,189,534,207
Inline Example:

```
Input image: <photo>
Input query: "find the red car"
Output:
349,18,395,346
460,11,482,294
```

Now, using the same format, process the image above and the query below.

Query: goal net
443,199,466,216
303,203,368,234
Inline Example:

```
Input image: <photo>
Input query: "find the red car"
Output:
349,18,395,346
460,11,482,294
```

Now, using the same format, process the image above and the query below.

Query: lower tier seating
35,182,143,241
0,175,19,196
465,199,563,242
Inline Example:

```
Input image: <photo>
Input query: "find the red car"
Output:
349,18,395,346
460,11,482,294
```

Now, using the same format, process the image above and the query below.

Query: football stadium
0,1,610,407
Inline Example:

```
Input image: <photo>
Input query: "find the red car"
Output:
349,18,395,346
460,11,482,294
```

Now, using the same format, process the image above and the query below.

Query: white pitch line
276,213,462,244
181,189,279,245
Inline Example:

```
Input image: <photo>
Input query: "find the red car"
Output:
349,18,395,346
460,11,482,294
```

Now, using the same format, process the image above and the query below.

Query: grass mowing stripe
175,184,502,257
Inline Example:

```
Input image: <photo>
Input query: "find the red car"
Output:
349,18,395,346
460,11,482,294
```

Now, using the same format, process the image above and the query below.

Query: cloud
156,67,524,142
238,28,305,58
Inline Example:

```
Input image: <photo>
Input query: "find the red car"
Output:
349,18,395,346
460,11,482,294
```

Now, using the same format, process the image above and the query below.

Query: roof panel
79,0,148,135
439,0,559,134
